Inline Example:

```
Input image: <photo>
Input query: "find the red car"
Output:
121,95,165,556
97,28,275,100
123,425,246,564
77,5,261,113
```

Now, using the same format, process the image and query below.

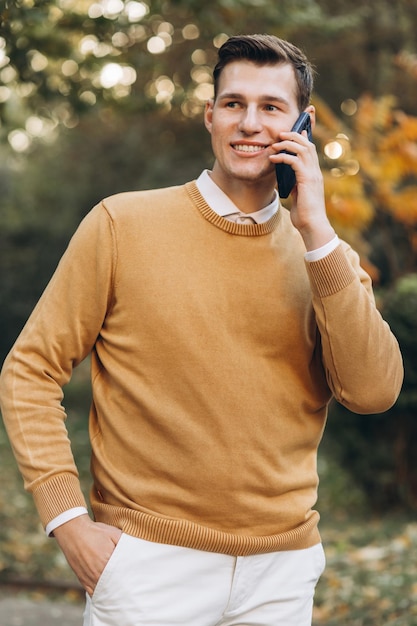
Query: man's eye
265,104,278,112
226,101,239,108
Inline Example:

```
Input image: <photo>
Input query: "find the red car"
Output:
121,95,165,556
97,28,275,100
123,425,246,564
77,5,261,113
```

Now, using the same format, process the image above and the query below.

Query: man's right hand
53,514,122,596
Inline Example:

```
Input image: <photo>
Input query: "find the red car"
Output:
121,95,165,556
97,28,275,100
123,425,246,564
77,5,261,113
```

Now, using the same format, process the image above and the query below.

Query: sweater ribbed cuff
32,472,88,529
306,244,357,298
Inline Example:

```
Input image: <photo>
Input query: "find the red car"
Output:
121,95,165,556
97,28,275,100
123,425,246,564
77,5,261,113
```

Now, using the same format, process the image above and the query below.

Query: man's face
205,60,302,191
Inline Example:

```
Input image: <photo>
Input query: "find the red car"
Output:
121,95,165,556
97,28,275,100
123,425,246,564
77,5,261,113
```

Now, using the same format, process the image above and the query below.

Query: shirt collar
195,170,279,224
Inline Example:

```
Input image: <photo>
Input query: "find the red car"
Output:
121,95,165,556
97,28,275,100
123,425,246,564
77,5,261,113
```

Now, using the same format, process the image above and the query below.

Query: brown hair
213,34,315,111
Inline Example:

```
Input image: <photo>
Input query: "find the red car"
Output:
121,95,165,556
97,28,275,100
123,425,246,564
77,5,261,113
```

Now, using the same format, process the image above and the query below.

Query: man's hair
213,34,315,111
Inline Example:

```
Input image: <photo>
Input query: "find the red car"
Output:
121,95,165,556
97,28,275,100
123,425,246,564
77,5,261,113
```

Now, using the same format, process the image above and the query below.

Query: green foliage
0,105,212,361
383,275,417,399
1,0,417,140
323,275,417,512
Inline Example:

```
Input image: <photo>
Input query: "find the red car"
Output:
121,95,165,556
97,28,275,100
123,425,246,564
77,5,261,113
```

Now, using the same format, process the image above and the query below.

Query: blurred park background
1,0,417,624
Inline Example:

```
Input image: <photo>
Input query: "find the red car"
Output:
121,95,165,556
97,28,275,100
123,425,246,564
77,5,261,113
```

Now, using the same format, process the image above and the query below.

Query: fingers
280,128,311,143
270,130,312,164
95,520,123,544
54,517,122,596
78,525,122,595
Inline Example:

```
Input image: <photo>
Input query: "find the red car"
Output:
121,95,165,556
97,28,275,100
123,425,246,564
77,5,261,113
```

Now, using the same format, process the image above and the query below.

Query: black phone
275,112,312,199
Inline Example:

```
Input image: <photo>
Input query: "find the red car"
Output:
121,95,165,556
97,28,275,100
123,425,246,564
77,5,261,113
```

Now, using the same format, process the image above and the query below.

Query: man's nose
238,106,262,134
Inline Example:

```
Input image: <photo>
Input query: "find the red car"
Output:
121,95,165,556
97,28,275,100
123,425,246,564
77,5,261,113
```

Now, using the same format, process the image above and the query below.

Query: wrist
299,220,336,252
53,513,91,538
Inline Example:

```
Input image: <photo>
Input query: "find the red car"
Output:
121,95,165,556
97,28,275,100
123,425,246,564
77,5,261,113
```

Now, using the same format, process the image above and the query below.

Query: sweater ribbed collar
185,181,281,237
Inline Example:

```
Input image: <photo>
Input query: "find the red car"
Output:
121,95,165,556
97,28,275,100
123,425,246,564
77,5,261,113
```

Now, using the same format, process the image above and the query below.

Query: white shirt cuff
304,235,340,262
45,507,89,537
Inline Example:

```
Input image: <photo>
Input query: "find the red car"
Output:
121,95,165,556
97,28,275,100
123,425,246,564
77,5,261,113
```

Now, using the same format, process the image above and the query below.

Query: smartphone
275,112,312,198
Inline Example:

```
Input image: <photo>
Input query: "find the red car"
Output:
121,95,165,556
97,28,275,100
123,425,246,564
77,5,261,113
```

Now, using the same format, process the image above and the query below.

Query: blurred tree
0,104,213,361
297,0,417,115
1,0,417,358
323,274,417,512
312,95,417,285
0,0,300,139
1,0,417,142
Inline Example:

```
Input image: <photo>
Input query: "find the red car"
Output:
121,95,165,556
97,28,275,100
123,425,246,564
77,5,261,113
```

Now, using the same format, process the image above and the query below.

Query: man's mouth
232,144,267,153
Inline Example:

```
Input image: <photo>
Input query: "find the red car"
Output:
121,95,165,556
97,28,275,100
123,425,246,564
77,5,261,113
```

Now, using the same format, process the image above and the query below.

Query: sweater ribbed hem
185,181,281,236
92,502,321,556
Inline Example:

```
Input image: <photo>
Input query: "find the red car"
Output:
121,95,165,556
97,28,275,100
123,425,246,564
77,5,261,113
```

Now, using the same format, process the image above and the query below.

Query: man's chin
232,169,275,185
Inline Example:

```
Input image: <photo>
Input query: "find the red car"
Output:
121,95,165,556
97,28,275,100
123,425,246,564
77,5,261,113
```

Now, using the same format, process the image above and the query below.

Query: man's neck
208,169,277,215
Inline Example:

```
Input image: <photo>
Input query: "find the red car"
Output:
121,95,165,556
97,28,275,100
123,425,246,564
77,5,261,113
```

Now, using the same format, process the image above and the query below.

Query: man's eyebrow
217,92,291,106
217,92,244,101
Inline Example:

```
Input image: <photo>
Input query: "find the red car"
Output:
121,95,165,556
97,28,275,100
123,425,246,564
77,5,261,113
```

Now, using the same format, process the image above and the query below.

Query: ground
0,589,83,626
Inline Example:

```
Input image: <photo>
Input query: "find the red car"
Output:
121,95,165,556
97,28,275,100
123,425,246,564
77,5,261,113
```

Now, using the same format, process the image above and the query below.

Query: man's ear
204,99,214,134
305,104,316,130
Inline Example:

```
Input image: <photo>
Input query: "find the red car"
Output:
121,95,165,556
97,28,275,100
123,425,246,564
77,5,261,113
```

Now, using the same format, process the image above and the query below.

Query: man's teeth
233,144,265,152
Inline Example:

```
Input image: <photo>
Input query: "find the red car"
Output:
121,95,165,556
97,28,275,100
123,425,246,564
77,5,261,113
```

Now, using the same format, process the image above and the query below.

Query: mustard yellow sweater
0,182,403,555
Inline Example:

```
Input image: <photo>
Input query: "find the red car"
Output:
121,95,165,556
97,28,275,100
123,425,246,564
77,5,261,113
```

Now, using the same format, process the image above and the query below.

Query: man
0,34,403,625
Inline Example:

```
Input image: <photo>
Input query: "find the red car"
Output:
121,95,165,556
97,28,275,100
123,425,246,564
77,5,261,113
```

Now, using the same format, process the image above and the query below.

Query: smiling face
205,60,303,196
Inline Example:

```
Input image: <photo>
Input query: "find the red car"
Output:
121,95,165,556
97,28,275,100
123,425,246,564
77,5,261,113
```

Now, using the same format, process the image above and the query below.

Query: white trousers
83,534,325,626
